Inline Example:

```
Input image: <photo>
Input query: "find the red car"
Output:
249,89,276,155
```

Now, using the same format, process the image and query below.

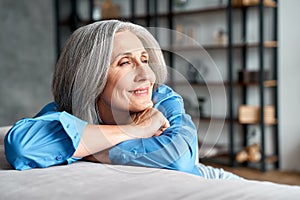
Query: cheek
106,71,133,104
115,72,135,88
100,71,123,104
108,69,132,91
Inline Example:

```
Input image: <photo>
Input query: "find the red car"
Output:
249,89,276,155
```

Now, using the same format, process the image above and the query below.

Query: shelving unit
227,0,279,171
54,0,279,172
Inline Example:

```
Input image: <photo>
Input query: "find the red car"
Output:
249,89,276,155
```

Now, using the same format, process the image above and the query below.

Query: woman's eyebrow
111,52,131,64
118,52,132,57
112,51,148,63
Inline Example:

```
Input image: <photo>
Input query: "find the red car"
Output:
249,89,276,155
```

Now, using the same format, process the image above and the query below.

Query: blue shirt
4,84,201,176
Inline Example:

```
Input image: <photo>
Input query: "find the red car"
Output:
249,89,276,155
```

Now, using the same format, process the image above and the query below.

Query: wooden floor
213,164,300,186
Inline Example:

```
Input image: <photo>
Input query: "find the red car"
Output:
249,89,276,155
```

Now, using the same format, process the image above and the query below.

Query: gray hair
52,20,167,124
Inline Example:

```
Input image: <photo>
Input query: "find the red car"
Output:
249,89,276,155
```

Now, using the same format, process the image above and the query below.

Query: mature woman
5,20,241,179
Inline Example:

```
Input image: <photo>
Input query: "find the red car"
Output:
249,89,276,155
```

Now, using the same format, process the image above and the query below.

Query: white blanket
1,126,300,200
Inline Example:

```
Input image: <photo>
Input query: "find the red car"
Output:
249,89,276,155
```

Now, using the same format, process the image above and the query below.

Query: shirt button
56,155,63,161
66,124,70,128
133,149,137,155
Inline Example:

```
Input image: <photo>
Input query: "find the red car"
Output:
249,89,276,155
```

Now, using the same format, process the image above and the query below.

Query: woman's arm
74,108,169,158
82,108,170,163
4,104,167,170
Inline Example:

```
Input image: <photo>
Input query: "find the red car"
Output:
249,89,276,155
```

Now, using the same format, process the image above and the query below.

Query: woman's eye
120,61,130,66
142,59,148,64
119,59,131,66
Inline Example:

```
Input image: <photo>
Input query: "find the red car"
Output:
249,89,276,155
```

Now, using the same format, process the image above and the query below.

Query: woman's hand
128,107,170,138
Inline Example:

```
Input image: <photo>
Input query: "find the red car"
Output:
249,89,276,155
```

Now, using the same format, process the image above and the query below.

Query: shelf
200,153,232,166
57,6,228,26
122,6,228,20
201,153,278,170
190,115,239,123
191,115,276,125
191,114,277,125
171,80,277,87
239,119,277,126
238,80,277,87
171,81,227,87
60,5,229,24
240,0,277,8
126,2,277,21
163,41,277,52
265,155,278,164
58,2,278,27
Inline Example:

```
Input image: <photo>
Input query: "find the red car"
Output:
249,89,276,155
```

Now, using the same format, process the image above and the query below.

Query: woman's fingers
130,108,169,138
154,118,170,136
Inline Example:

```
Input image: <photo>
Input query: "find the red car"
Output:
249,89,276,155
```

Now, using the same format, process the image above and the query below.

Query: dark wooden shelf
190,115,277,125
238,80,277,87
200,153,232,166
265,155,278,164
170,80,277,87
201,152,278,168
239,120,277,126
172,81,227,87
190,115,239,123
163,41,277,52
238,1,277,8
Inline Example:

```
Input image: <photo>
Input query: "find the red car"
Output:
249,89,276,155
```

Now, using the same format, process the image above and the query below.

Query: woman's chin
130,102,153,112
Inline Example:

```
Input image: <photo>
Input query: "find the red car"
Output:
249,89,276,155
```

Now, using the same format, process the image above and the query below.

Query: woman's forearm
73,124,133,158
74,108,168,158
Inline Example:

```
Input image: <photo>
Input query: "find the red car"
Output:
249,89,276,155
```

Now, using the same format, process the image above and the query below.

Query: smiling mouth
131,87,149,96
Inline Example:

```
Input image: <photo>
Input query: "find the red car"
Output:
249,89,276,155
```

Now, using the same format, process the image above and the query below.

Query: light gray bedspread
1,126,300,200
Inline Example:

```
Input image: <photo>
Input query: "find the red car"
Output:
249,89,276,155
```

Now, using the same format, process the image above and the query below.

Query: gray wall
0,0,55,126
279,0,300,172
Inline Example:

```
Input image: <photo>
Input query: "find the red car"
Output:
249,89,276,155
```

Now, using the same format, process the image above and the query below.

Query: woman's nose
134,63,155,82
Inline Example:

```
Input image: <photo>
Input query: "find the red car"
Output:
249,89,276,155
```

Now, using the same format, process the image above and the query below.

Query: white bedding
1,126,300,200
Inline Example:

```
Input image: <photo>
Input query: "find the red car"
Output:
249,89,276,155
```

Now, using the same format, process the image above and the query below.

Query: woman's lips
131,87,149,96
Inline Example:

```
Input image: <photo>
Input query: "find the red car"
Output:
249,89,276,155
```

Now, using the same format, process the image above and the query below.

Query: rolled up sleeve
4,111,87,170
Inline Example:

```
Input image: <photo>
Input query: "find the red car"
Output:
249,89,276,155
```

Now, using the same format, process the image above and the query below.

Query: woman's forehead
112,31,146,58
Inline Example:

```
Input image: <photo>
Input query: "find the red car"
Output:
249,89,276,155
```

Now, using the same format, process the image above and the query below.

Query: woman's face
98,30,156,123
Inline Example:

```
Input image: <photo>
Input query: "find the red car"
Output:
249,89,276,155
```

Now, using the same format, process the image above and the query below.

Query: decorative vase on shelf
214,28,228,46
